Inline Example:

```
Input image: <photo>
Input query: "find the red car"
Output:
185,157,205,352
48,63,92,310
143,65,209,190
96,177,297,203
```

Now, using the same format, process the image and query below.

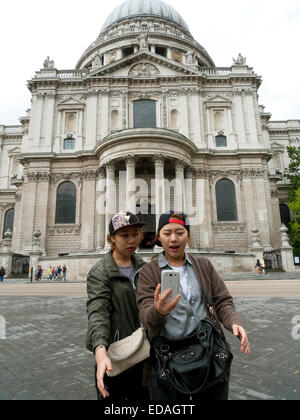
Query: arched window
3,208,14,238
133,100,156,128
279,204,291,230
55,182,76,224
216,179,237,221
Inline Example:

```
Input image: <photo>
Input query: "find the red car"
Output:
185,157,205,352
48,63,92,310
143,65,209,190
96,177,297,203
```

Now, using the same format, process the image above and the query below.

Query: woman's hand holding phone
154,284,181,316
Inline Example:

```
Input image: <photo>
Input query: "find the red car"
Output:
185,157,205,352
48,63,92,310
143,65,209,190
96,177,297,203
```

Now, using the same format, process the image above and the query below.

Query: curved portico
96,128,196,249
95,127,197,166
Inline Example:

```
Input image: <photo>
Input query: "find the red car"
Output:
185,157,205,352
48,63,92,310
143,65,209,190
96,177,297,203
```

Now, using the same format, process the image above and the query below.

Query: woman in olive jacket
86,211,149,400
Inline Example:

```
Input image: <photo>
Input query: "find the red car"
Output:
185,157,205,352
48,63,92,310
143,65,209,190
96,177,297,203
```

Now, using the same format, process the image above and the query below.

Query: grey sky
0,0,299,125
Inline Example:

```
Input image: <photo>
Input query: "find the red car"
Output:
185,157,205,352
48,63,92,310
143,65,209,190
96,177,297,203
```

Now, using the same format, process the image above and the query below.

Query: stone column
80,170,97,252
195,169,213,250
280,224,295,272
85,92,98,150
104,161,116,249
174,161,186,212
125,155,136,213
35,173,50,254
153,155,166,229
95,168,106,251
255,175,272,250
185,167,197,249
0,229,13,277
23,173,38,252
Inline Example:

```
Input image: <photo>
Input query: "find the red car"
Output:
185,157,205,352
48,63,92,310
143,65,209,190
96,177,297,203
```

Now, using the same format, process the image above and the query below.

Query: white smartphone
161,270,180,303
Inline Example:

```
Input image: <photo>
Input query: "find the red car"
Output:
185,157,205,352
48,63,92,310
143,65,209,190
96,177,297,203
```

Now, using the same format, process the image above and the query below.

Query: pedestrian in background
57,265,62,280
36,265,43,281
62,264,67,281
0,266,6,282
255,260,261,275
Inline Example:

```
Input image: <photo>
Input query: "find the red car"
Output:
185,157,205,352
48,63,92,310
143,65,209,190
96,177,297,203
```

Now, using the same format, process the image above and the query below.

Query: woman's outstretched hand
232,324,251,355
154,284,181,316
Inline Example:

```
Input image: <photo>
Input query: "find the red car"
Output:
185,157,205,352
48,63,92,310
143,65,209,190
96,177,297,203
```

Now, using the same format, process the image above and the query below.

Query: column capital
153,154,167,165
175,159,190,171
124,155,137,165
104,160,116,172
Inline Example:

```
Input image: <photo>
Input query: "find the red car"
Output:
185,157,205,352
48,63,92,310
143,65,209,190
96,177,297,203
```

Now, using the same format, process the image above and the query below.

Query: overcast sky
1,0,299,125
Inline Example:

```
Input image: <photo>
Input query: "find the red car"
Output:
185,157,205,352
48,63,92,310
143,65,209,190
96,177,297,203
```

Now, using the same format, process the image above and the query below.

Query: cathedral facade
0,0,298,277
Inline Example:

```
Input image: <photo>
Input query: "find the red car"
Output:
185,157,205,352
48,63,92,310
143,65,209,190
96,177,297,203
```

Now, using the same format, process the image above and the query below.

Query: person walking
261,258,267,275
0,266,6,282
57,265,62,280
86,211,150,401
137,211,250,401
48,266,52,281
62,264,67,281
36,265,43,281
255,259,261,276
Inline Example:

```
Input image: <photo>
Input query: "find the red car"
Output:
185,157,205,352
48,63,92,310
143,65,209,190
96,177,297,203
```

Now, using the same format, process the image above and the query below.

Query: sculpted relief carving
129,63,159,78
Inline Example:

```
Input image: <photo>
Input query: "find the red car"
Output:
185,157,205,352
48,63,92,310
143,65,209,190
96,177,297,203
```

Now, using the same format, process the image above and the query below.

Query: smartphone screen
161,270,180,303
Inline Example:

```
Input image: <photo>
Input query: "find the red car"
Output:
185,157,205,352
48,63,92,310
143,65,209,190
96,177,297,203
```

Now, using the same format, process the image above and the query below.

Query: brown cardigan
136,254,243,337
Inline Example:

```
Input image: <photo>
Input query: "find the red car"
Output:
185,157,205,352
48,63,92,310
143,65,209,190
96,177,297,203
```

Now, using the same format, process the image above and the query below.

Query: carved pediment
204,95,232,108
57,97,85,111
270,142,285,150
87,50,201,79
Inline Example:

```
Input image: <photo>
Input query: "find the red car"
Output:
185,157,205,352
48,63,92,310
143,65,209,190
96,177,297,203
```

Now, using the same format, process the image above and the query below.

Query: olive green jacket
86,252,146,353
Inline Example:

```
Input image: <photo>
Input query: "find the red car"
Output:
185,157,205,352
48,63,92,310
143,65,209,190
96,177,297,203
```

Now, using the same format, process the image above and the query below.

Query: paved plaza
0,281,299,400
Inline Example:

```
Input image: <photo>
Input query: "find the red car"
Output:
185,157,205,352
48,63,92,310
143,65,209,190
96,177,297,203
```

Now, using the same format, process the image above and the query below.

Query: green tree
285,146,300,253
285,146,300,201
289,187,300,254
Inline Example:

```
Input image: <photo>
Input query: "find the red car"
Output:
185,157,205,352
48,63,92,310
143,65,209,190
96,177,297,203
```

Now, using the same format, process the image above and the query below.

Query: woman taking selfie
86,211,149,400
137,211,250,400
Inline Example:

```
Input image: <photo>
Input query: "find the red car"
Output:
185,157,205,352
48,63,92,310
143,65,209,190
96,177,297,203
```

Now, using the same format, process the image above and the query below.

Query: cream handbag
106,327,150,377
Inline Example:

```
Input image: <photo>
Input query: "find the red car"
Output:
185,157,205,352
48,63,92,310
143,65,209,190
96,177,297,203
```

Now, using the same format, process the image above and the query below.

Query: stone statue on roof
233,53,246,65
43,56,55,69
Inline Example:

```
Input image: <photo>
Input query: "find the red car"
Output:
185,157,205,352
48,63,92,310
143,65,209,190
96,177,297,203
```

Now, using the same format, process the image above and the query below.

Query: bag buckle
216,352,228,359
160,344,170,353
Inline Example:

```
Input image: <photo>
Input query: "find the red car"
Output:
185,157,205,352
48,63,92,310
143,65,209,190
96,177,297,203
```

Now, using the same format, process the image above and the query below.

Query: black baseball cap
109,211,146,235
155,211,190,247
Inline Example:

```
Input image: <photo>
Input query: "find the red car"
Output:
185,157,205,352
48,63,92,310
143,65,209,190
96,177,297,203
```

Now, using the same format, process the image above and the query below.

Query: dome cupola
101,0,190,33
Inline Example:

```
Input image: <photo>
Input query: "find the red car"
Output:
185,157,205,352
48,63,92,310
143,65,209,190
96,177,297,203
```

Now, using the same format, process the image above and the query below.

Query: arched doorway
136,201,156,249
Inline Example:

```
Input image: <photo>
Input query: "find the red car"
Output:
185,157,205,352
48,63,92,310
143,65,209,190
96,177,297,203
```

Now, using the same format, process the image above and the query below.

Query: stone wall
39,251,257,280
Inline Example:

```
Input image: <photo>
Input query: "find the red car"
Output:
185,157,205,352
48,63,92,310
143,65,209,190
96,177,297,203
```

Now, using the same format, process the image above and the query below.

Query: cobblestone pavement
0,296,299,400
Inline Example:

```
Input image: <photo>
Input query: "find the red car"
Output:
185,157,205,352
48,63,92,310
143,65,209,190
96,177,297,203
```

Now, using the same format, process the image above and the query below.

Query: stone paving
0,295,299,400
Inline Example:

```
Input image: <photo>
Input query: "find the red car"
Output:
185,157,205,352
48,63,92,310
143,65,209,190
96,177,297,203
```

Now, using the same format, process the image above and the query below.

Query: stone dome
101,0,190,33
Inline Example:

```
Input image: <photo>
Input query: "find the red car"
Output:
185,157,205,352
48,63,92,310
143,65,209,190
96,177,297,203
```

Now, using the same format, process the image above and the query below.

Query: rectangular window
133,100,156,128
216,135,227,147
64,138,75,150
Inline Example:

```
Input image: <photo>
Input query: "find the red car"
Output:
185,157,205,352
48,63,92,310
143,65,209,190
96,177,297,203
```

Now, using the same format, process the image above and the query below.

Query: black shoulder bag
151,270,233,395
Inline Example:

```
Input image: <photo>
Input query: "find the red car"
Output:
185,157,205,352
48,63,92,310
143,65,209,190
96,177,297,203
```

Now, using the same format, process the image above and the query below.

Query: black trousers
149,367,229,401
95,361,150,401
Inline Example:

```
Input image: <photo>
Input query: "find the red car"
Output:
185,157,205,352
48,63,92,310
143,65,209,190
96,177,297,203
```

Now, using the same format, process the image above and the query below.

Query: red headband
169,218,185,227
